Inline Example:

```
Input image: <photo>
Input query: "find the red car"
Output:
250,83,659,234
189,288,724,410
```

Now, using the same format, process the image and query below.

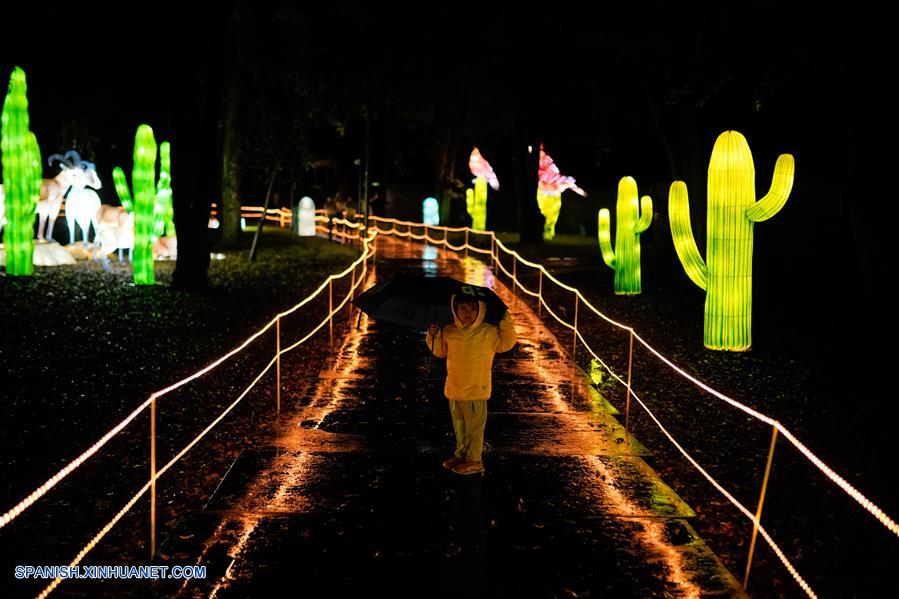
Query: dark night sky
3,2,896,359
0,3,864,190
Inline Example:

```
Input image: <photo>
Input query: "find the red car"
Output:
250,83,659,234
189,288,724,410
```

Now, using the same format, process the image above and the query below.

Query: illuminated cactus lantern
155,141,175,238
669,130,794,351
598,176,652,295
298,196,316,236
422,197,439,225
1,67,42,276
537,143,586,240
467,147,498,231
113,125,159,285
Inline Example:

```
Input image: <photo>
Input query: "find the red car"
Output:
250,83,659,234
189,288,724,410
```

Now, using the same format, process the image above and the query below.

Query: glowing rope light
1,67,41,275
370,217,899,542
1,237,374,531
623,383,817,597
669,130,794,351
598,176,652,294
537,143,586,241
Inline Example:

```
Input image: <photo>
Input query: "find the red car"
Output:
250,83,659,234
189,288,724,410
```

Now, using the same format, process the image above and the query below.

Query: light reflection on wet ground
164,235,743,598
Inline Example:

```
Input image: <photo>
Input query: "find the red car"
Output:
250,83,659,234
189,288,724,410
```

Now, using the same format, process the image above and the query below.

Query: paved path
163,235,742,598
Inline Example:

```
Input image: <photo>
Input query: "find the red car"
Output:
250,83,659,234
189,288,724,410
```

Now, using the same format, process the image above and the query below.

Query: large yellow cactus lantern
668,131,794,351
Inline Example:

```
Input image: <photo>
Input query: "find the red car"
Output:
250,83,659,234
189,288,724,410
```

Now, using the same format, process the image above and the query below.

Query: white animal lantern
42,151,99,242
64,166,102,246
298,196,316,236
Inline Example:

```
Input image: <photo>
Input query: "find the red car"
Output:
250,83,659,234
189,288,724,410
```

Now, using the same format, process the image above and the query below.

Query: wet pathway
164,236,742,598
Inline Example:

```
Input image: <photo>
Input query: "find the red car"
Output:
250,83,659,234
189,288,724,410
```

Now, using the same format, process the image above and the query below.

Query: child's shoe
442,456,465,470
451,460,485,475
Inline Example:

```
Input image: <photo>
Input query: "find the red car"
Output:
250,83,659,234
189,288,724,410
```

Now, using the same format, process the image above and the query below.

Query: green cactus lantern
466,177,487,230
1,67,42,276
467,147,498,231
598,176,652,295
155,141,174,238
669,130,794,351
113,125,158,285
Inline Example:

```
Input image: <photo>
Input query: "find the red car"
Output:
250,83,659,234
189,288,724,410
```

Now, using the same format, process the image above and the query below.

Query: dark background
2,2,897,590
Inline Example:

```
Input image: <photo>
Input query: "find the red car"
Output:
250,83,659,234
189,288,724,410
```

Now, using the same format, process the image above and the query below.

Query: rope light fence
4,210,895,598
364,214,899,598
2,217,372,598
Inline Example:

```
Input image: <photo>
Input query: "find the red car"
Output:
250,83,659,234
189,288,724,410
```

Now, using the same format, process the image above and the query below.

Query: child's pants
448,399,488,462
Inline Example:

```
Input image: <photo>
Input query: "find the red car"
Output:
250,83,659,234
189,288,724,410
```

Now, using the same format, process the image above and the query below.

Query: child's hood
450,293,487,331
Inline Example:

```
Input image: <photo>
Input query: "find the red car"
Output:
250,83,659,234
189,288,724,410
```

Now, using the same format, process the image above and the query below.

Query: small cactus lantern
668,130,794,351
598,176,652,295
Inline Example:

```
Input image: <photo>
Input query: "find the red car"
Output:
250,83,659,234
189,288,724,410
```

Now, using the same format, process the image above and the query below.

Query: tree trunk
249,165,279,261
221,62,242,247
435,136,458,226
518,142,544,244
170,4,215,290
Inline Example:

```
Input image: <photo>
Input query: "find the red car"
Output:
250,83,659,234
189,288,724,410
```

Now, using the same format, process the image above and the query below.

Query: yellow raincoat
425,294,517,401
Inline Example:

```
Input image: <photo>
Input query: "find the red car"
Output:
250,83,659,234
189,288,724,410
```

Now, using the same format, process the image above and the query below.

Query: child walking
426,293,517,475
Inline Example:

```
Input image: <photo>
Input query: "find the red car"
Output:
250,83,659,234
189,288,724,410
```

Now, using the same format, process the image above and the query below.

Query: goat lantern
298,196,316,236
50,151,103,246
668,130,794,351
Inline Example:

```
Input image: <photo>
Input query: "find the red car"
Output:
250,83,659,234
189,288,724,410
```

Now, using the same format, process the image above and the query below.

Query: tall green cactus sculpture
669,130,794,351
155,141,174,238
1,67,41,276
465,178,487,231
113,125,158,284
598,176,652,295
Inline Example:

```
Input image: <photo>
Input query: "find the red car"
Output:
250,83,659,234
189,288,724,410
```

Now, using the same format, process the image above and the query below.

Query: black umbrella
352,274,507,328
352,274,508,373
